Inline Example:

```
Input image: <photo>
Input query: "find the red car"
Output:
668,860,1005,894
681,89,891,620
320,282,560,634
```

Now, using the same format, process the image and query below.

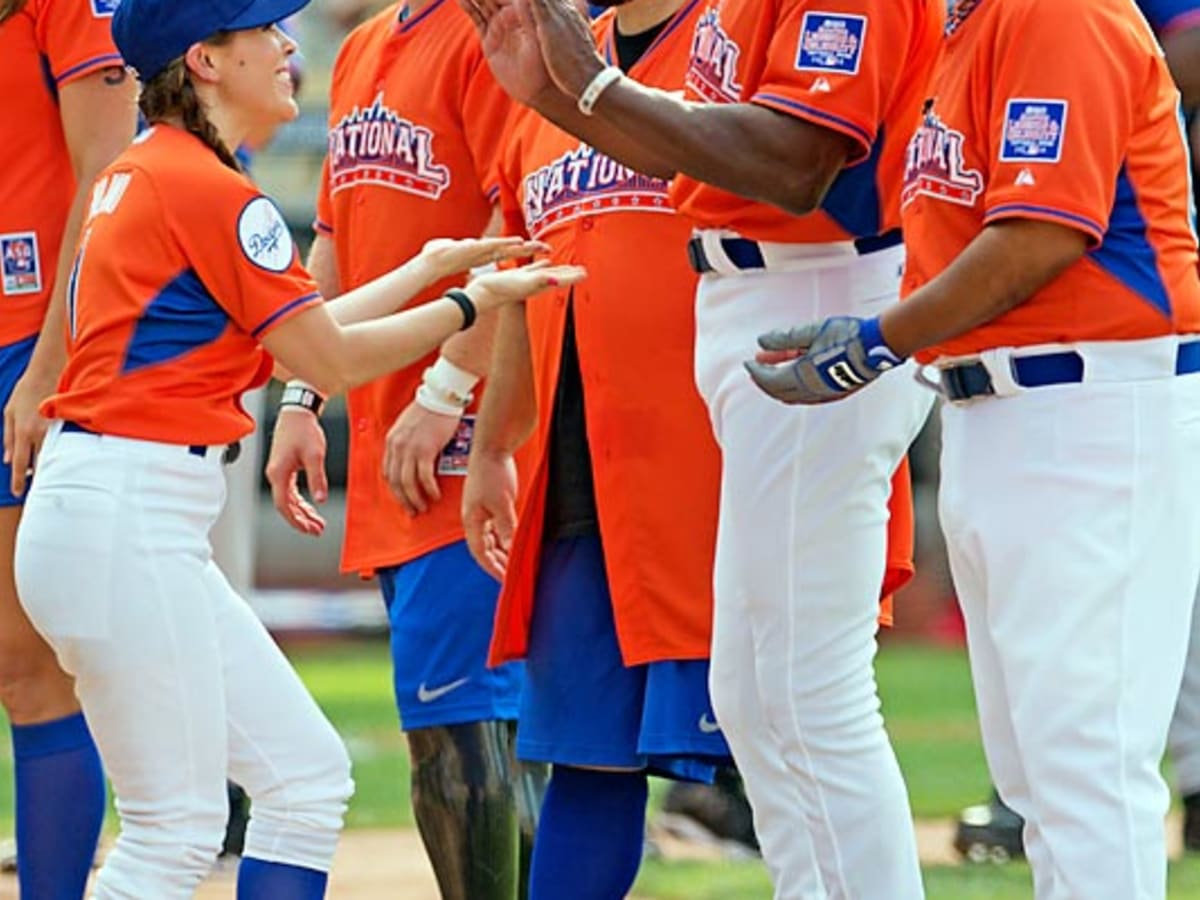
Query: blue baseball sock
529,766,648,900
12,712,105,900
237,857,328,899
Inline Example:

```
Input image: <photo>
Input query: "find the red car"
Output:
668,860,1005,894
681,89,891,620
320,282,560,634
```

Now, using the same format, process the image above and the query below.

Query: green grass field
3,639,1200,897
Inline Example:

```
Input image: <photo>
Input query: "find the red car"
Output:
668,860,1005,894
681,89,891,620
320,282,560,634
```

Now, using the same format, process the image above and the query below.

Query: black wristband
445,288,477,331
279,383,325,415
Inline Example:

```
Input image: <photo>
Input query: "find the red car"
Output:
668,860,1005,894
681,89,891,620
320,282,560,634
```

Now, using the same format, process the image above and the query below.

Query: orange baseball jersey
316,1,511,575
670,0,944,244
44,126,322,444
903,0,1200,361
0,0,123,347
487,5,916,666
489,2,718,667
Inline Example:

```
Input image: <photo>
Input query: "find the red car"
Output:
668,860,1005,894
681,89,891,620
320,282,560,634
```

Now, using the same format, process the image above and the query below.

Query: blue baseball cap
112,0,311,83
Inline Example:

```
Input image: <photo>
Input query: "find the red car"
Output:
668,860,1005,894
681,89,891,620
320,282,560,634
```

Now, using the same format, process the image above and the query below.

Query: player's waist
687,229,902,276
926,335,1200,404
56,420,241,466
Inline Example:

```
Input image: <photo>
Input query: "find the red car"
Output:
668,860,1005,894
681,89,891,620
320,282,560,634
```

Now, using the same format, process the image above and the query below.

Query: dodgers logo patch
237,197,294,273
796,13,867,75
1001,99,1067,163
1,233,42,297
91,0,119,17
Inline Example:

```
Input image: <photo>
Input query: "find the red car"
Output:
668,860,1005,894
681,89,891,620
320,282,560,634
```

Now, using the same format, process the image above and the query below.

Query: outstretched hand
421,235,549,281
744,316,903,405
468,259,587,309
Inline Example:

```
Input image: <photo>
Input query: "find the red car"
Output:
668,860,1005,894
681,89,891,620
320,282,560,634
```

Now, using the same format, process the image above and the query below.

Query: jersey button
355,418,369,433
581,218,595,231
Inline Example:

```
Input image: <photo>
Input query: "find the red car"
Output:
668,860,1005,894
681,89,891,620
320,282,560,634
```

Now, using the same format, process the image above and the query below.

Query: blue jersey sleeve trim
983,203,1105,243
55,53,124,85
251,292,321,339
750,92,874,155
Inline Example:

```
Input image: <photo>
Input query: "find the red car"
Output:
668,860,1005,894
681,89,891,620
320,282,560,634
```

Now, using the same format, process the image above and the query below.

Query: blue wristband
858,316,905,371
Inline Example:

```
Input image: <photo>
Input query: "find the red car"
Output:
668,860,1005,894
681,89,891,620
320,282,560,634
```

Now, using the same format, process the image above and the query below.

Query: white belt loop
979,347,1024,398
697,230,743,277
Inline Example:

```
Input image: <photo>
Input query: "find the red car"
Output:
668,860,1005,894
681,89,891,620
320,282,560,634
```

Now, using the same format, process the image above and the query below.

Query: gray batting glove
744,316,904,405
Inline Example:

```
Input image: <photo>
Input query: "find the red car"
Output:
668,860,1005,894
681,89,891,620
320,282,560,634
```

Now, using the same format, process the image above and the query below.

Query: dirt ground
0,818,1185,898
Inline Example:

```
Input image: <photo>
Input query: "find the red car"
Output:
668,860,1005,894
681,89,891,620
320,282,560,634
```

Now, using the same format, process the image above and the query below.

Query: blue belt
686,229,903,275
940,341,1200,401
61,421,242,465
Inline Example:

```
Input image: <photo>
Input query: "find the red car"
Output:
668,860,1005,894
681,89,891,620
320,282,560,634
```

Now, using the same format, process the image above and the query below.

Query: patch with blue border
1,233,42,297
1001,99,1068,163
796,13,867,75
91,0,120,16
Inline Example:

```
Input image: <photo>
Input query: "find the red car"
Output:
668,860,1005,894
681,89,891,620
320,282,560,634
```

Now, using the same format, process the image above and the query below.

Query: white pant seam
782,407,852,898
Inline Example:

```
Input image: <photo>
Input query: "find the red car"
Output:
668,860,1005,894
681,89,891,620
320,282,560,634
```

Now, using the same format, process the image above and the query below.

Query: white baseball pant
692,237,933,900
1168,578,1200,797
938,340,1200,900
15,424,354,900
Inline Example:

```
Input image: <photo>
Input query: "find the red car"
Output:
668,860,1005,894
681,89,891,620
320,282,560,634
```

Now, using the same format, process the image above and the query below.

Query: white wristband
415,383,469,417
577,66,622,116
414,356,480,416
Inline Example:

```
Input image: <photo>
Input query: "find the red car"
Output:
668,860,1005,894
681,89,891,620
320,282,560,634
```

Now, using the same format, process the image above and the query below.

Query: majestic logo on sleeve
902,101,984,208
796,13,867,75
522,144,672,239
686,9,744,104
327,95,451,200
1000,100,1067,163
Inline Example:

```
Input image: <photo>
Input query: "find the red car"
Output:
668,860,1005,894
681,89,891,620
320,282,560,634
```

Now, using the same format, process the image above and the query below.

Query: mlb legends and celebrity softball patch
1,233,42,297
796,13,867,76
1001,100,1068,163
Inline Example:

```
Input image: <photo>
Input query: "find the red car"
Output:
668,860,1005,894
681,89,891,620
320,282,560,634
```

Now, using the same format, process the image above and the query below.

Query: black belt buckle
941,362,995,401
686,237,713,274
186,440,242,464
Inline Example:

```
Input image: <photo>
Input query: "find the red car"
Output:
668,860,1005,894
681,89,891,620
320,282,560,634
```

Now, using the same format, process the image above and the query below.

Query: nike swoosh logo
698,714,722,734
417,678,470,703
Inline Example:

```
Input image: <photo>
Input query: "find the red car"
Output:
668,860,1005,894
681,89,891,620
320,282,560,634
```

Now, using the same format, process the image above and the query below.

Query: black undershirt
541,15,672,541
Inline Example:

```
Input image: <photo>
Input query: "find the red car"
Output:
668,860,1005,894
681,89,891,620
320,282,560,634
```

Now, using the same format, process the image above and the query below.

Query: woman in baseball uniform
0,0,135,895
12,1,578,896
750,0,1200,896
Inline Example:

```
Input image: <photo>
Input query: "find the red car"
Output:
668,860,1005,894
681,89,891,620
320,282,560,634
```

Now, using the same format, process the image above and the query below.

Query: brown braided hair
138,34,242,172
0,0,30,24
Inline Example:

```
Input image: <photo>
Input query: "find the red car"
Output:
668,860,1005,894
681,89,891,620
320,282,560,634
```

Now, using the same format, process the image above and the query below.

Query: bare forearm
325,256,439,326
473,304,537,454
279,299,467,397
879,220,1087,358
440,308,499,378
588,81,847,215
29,175,94,380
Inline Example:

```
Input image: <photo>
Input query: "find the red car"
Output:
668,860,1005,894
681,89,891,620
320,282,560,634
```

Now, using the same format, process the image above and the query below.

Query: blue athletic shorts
517,534,732,782
378,540,524,731
0,335,37,508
